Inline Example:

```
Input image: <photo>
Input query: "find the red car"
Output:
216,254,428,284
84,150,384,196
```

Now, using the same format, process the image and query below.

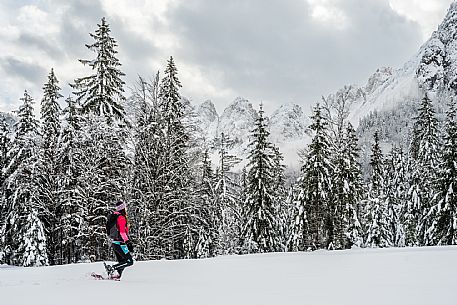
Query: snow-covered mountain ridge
194,2,457,168
194,97,310,168
325,2,457,127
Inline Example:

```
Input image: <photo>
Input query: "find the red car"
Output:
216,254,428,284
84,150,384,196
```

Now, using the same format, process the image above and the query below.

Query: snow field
1,246,457,305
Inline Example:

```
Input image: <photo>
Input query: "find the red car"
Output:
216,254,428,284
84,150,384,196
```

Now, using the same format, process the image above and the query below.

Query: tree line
0,18,456,267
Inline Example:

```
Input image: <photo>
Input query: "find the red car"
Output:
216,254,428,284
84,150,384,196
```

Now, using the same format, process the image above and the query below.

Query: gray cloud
0,0,446,114
18,33,64,60
166,0,422,110
52,0,108,60
109,16,161,83
0,56,47,85
48,1,160,90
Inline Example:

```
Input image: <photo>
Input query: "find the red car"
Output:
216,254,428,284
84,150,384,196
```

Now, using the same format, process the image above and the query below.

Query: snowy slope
339,2,457,127
345,63,421,126
2,246,457,305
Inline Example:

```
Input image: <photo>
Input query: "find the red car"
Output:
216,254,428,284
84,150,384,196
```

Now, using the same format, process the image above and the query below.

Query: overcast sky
0,0,453,115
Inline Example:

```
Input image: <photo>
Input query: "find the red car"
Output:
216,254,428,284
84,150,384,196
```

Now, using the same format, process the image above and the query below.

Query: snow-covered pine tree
272,145,289,251
55,97,86,264
159,56,184,129
129,75,160,260
320,94,363,250
38,68,62,264
194,149,218,258
238,166,248,252
431,98,457,245
407,94,440,246
41,68,62,155
291,103,333,251
338,123,364,248
71,17,126,124
70,18,130,261
1,91,48,266
144,57,202,259
0,116,10,262
384,146,407,247
19,208,49,267
242,104,278,253
213,132,242,254
364,131,389,248
158,56,191,259
0,116,9,186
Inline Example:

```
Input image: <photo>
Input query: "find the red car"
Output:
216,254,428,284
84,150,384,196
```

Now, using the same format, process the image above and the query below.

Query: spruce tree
129,75,163,259
194,149,217,258
39,68,62,264
242,104,278,253
19,208,49,267
292,103,334,250
407,95,440,246
339,123,364,248
0,117,10,187
238,166,248,252
158,56,194,258
71,18,129,260
272,146,289,251
0,117,10,262
72,17,126,123
133,58,201,259
55,97,85,263
213,132,242,254
41,68,62,153
2,91,47,265
385,146,407,247
159,56,184,128
431,99,457,244
323,92,352,249
364,131,389,248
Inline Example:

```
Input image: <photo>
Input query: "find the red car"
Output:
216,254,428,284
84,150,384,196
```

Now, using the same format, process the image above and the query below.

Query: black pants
112,242,134,276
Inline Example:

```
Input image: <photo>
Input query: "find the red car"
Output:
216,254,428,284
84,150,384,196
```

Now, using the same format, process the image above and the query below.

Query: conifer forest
1,17,456,267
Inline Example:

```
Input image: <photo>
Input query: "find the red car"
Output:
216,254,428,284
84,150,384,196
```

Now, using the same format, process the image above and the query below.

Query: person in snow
105,200,134,279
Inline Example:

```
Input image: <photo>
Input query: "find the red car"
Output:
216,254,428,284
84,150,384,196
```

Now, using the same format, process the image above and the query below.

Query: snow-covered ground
1,246,456,305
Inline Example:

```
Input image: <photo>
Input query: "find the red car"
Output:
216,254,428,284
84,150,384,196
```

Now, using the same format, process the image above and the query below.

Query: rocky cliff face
196,99,219,140
194,98,310,168
269,103,310,144
218,97,258,151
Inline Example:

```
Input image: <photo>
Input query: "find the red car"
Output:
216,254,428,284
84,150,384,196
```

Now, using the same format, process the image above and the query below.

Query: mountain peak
269,103,310,144
196,100,219,140
233,96,249,103
222,97,257,118
197,100,218,121
436,1,457,43
229,97,254,110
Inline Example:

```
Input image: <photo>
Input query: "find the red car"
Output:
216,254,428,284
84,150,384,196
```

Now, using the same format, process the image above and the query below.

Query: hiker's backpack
106,212,120,240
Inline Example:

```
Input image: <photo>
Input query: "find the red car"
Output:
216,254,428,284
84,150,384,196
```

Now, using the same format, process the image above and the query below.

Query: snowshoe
90,272,120,281
103,261,114,277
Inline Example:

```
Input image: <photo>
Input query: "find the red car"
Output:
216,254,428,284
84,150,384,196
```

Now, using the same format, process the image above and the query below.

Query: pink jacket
115,211,129,242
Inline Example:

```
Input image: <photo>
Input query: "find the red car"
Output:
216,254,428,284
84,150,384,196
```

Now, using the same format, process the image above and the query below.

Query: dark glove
126,240,134,253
